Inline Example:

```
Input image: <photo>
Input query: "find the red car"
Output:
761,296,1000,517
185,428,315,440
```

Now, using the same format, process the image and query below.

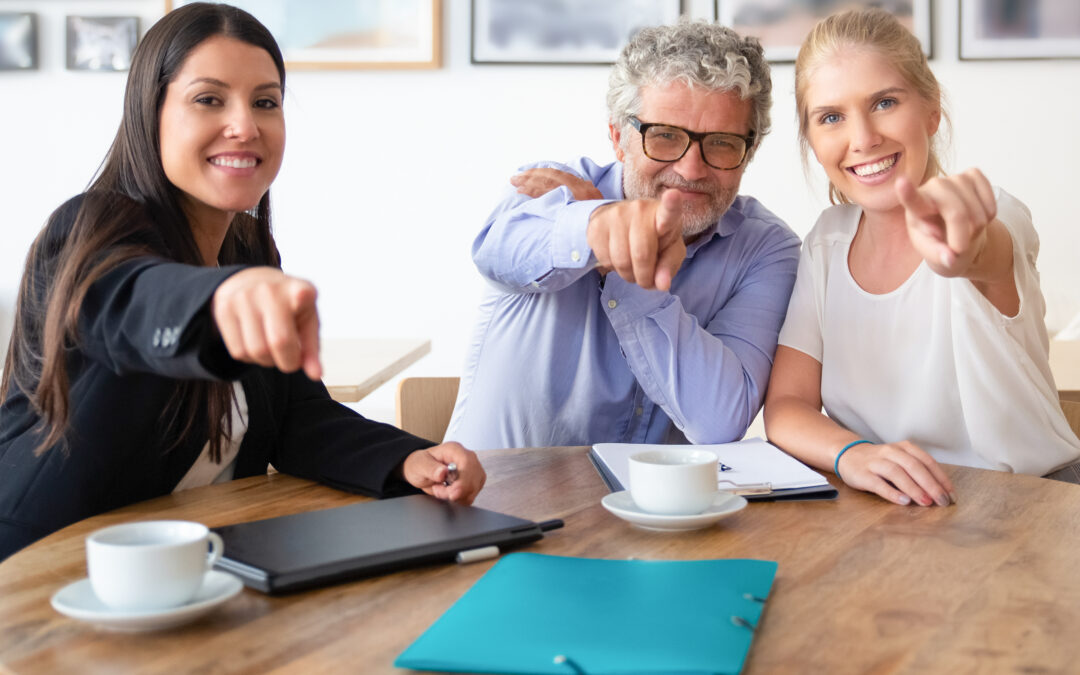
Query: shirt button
607,300,617,309
635,407,644,416
570,250,581,262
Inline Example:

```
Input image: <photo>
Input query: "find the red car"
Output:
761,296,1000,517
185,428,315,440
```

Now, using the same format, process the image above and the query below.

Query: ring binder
395,553,778,674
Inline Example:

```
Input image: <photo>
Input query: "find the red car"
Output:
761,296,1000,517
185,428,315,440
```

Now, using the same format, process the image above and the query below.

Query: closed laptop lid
212,495,544,593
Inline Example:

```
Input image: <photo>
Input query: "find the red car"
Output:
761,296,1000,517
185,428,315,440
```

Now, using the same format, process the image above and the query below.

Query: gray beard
622,165,737,238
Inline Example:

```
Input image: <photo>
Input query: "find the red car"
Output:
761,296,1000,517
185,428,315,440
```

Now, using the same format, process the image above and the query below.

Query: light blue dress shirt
446,157,800,450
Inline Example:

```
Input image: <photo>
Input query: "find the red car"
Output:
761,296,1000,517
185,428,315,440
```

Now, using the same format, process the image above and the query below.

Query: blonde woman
763,8,1080,506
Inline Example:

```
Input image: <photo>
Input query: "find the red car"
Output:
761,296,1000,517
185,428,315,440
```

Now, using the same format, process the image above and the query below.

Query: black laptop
212,495,557,594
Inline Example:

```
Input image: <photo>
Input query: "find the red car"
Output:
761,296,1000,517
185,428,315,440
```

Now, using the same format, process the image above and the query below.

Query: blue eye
875,98,897,111
819,113,840,125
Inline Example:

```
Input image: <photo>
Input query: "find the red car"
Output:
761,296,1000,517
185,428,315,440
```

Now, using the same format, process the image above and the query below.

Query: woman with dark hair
0,3,484,560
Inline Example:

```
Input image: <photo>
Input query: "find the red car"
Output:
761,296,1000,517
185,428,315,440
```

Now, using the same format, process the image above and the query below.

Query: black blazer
0,196,431,560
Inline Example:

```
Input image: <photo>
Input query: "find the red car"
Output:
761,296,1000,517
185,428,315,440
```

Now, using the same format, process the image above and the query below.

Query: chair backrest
395,377,461,443
1061,393,1080,442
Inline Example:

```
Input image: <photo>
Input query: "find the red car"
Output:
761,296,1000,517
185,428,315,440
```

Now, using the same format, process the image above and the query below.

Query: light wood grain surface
1051,339,1080,394
2,447,1079,673
321,337,431,402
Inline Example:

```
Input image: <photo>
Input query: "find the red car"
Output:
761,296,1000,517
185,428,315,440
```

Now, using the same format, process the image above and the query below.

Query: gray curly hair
607,20,772,162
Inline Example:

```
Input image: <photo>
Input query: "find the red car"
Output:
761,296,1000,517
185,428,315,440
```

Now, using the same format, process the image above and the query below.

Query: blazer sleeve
267,372,433,498
77,258,249,380
35,193,249,381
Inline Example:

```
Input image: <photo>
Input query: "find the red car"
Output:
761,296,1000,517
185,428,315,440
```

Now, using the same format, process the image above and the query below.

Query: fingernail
898,495,911,505
935,494,949,507
949,492,957,504
939,251,951,267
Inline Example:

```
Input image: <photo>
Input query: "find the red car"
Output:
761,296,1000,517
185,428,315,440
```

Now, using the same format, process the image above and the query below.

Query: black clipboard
212,495,555,593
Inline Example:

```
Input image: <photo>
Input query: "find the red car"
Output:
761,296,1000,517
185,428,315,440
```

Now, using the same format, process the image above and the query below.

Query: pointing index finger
655,188,683,240
895,176,938,221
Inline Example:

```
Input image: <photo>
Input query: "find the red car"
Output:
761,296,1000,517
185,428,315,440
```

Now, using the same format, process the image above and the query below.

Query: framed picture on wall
960,0,1080,60
165,0,442,69
716,0,932,62
471,0,684,65
66,16,139,71
0,12,38,70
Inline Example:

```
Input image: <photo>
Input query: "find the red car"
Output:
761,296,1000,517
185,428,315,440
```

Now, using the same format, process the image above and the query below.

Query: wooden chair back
1061,393,1080,441
395,377,461,443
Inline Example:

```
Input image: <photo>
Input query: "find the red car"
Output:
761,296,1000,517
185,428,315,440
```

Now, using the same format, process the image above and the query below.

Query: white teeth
210,157,257,169
851,155,896,177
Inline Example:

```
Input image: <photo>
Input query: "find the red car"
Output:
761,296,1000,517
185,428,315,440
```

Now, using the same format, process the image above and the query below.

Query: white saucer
51,570,243,632
601,491,748,531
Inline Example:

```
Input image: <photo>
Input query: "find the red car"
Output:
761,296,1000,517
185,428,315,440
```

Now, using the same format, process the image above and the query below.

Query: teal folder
395,553,777,674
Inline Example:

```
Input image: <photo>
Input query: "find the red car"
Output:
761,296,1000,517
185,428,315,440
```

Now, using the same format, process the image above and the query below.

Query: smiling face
158,35,284,236
803,47,940,218
611,81,753,239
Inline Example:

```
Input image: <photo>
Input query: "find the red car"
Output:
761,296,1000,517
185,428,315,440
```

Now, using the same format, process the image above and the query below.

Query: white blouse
778,188,1080,474
173,382,249,491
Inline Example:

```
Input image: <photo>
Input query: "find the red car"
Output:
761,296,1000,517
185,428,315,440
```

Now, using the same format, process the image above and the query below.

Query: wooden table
2,447,1079,673
321,337,430,402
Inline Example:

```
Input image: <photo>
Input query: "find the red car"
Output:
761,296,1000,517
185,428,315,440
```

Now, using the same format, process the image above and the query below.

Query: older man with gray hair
447,21,800,450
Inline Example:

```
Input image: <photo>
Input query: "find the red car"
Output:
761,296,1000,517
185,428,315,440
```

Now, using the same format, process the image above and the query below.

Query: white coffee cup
86,520,223,611
628,448,719,515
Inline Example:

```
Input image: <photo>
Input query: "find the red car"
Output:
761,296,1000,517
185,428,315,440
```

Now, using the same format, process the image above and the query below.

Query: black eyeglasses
629,116,755,170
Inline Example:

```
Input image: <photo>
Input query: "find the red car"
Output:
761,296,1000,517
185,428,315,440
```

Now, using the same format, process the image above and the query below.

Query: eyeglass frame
628,116,756,171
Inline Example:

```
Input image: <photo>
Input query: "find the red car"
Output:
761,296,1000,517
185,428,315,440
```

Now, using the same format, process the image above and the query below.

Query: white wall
2,0,1078,423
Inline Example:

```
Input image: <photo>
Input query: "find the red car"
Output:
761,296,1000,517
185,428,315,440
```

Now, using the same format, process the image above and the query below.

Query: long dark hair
1,3,286,460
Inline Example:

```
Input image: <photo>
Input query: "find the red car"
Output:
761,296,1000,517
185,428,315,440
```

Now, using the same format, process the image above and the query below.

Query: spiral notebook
396,553,778,674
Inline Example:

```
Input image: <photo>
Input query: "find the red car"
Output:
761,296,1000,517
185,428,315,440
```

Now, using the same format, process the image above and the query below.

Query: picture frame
471,0,684,65
165,0,442,70
0,12,38,71
66,16,140,71
716,0,933,63
959,0,1080,60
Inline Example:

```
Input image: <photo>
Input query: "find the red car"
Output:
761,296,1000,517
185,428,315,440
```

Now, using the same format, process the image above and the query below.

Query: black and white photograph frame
0,12,38,71
471,0,684,65
66,16,140,71
959,0,1080,60
716,0,933,62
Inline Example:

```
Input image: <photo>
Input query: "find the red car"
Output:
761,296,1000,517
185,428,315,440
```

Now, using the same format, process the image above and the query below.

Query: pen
443,462,458,487
718,480,773,496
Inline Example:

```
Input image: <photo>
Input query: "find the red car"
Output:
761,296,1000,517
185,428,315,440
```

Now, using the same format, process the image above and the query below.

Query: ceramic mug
628,448,719,515
86,520,223,611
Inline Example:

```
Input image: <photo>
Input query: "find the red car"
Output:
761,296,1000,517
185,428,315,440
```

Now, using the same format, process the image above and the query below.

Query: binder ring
731,615,758,631
554,654,587,674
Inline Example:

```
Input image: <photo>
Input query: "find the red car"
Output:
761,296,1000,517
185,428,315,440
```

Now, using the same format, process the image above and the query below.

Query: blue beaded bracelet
834,440,872,481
